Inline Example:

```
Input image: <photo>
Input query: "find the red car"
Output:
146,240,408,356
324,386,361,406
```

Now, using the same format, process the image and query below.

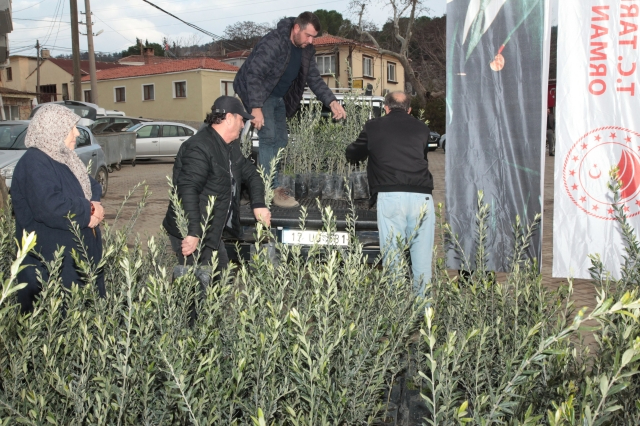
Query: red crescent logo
617,150,640,199
563,126,640,220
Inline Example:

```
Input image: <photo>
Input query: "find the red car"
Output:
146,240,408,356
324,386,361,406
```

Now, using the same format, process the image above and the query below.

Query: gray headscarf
25,104,92,200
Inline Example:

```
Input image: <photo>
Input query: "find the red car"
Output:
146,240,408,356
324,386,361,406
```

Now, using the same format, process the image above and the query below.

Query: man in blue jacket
346,91,435,297
234,11,346,207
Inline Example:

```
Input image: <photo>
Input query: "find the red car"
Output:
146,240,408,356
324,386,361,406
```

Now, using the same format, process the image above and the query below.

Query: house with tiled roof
79,57,239,124
19,57,125,102
0,87,40,120
312,35,405,96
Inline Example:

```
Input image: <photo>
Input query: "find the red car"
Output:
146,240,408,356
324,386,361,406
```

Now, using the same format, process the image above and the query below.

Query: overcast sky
9,0,557,57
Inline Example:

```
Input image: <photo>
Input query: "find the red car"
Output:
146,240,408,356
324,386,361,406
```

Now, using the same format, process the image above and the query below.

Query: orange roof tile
81,58,239,81
313,35,375,49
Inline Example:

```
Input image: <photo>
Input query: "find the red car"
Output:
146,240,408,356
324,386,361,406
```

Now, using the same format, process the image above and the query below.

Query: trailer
93,131,137,171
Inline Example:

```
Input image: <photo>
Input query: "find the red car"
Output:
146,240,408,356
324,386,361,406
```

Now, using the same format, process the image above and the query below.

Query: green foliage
313,9,344,35
120,37,164,58
411,97,445,135
0,185,423,424
285,94,372,176
418,192,640,424
0,180,639,424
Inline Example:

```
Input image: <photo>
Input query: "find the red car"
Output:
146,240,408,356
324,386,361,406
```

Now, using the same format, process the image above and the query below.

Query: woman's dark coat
12,148,104,311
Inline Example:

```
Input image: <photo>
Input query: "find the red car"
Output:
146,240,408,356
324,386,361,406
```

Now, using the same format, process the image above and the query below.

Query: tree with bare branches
350,0,444,103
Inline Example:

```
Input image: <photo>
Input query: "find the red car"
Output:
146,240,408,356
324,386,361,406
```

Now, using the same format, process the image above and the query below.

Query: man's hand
330,100,346,120
182,236,199,256
251,108,264,130
253,207,271,226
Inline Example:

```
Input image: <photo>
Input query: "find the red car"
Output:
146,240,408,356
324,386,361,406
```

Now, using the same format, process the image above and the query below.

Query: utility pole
83,0,98,104
36,40,41,104
70,0,82,101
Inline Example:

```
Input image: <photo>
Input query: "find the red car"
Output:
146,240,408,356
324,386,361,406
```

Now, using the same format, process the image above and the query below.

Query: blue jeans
377,192,435,296
258,95,288,188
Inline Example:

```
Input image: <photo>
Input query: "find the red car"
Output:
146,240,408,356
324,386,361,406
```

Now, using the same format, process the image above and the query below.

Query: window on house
115,87,126,102
84,90,92,103
363,56,373,77
62,83,69,100
6,67,12,81
387,62,397,82
3,105,20,120
315,55,336,75
221,80,235,96
143,84,154,101
40,84,57,103
174,81,187,98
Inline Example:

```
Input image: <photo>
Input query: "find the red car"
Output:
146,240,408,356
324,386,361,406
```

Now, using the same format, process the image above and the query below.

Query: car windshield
127,123,144,132
0,124,29,149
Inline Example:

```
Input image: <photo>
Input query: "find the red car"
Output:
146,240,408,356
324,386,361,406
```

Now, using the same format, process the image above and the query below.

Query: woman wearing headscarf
11,104,106,312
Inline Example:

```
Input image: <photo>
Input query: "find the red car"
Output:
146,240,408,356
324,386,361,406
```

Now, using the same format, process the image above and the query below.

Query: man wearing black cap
163,96,271,275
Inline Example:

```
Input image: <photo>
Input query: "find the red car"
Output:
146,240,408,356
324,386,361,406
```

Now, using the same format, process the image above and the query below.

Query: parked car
439,133,446,152
90,116,152,133
0,120,109,196
127,122,197,158
428,131,441,151
30,100,106,126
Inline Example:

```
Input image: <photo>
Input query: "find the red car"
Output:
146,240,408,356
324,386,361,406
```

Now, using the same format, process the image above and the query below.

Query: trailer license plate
281,230,350,246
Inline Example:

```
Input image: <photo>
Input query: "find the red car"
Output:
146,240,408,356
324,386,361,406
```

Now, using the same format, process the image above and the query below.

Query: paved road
100,149,596,311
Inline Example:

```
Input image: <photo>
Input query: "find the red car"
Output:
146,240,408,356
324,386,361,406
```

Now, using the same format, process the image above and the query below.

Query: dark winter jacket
233,17,337,117
346,110,434,199
163,126,266,250
12,147,104,312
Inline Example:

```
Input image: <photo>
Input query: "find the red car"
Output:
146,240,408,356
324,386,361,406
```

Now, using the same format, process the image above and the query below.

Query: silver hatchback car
0,121,109,196
127,121,197,158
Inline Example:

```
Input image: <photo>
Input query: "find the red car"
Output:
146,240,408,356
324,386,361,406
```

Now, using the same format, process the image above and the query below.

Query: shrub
0,185,638,424
417,190,640,424
0,185,424,425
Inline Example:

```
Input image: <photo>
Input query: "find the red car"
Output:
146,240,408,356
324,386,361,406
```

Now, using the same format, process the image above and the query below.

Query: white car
0,121,109,195
127,122,197,158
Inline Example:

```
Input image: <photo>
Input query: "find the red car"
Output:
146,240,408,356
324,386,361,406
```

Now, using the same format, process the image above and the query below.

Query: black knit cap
212,96,254,120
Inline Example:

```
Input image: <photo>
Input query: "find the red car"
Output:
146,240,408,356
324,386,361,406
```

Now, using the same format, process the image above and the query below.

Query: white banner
554,0,640,278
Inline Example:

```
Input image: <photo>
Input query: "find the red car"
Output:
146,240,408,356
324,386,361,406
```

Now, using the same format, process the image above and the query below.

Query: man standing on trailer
234,11,346,208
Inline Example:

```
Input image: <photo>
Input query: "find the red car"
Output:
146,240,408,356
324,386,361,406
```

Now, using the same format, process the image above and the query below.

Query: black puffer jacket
233,17,336,117
163,126,266,250
346,110,434,197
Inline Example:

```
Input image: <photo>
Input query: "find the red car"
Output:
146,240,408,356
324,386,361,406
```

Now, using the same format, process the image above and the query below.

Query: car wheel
96,167,109,197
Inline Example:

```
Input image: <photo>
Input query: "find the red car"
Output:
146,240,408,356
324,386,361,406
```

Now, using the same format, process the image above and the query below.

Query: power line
93,13,134,44
139,0,246,51
41,0,65,46
13,0,49,13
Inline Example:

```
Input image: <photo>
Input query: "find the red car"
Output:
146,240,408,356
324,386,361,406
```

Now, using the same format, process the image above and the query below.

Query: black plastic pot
308,173,322,200
322,173,337,200
295,173,309,199
350,171,369,200
280,174,295,193
334,174,347,200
